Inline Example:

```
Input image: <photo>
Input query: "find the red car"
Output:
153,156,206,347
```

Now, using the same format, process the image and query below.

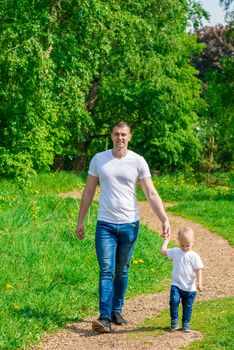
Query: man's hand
76,222,85,240
162,221,171,240
197,283,202,292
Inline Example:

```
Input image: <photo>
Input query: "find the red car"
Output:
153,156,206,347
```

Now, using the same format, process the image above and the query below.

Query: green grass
0,171,86,196
0,170,233,349
0,172,171,350
127,225,172,296
169,200,234,246
149,171,234,247
130,297,234,349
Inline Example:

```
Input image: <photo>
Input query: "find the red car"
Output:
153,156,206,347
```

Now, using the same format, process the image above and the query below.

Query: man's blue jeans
95,220,139,320
170,285,196,328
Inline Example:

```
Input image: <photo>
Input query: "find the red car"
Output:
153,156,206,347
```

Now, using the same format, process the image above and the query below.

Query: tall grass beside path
148,172,234,246
0,172,171,350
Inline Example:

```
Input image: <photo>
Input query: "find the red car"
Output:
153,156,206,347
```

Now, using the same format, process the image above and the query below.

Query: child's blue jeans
170,285,196,328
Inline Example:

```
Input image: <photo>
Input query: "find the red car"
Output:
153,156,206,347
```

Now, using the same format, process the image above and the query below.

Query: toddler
161,226,204,332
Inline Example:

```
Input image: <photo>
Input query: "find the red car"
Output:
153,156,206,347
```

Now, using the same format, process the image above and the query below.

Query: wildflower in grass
132,258,144,265
6,283,13,290
12,304,21,311
30,189,40,194
216,186,230,191
132,260,139,265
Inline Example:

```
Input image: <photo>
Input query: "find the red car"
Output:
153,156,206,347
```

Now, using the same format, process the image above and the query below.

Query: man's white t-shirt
167,248,204,292
88,149,151,223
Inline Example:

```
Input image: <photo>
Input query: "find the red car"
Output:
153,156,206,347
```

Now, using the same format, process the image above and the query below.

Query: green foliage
0,0,205,176
202,55,234,169
92,2,204,171
194,24,234,172
220,0,234,12
0,0,95,177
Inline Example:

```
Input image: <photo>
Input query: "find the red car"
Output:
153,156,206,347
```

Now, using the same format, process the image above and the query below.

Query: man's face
111,126,132,150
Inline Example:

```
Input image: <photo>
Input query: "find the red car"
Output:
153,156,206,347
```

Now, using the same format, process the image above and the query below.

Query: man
76,121,170,333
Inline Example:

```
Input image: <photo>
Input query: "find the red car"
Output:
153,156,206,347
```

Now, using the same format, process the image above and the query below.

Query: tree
84,0,204,172
0,0,205,176
193,24,234,171
220,0,233,11
194,25,233,79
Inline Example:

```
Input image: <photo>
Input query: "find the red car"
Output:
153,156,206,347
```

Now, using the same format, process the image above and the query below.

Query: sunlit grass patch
130,297,234,350
146,171,234,247
0,174,171,349
128,225,173,296
0,171,86,198
168,200,234,246
31,171,86,195
153,172,234,202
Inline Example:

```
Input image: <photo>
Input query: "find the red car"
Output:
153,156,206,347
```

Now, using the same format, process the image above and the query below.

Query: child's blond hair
178,227,194,242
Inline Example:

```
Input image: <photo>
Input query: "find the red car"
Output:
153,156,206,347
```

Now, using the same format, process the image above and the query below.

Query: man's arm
76,175,99,240
140,177,170,237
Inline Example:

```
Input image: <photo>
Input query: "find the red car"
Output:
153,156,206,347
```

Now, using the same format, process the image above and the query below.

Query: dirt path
33,198,234,350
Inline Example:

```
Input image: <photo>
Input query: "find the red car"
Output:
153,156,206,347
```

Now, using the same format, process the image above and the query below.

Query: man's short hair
112,121,131,132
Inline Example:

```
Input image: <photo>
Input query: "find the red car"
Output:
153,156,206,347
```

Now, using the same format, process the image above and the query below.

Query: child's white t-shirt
88,149,151,223
167,248,204,291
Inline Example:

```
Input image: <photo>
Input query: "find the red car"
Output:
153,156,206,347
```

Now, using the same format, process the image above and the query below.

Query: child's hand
197,283,202,292
164,233,170,241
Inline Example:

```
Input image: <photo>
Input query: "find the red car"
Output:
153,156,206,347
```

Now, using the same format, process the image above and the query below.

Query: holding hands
162,220,171,241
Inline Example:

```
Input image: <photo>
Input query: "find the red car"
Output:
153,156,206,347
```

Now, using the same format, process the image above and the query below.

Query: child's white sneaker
182,326,191,333
170,320,179,332
170,326,179,332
